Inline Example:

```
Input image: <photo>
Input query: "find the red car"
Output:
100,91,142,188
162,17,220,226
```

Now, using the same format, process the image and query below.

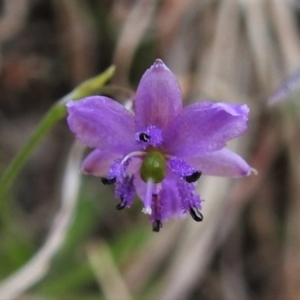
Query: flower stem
0,66,115,202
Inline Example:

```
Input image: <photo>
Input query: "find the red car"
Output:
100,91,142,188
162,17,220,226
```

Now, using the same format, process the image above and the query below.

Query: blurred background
1,0,300,299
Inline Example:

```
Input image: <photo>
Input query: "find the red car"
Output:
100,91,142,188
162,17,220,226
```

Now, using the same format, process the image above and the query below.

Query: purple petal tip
240,165,256,177
134,58,182,129
240,167,257,177
150,59,168,71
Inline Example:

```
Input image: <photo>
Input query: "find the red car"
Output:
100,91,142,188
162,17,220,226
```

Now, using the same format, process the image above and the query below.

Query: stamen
116,197,127,210
108,152,145,184
121,151,146,165
139,133,150,142
150,192,165,230
184,171,202,183
142,178,154,215
189,207,203,222
136,126,163,147
168,157,196,177
152,220,162,232
176,176,202,214
101,177,116,185
115,176,135,209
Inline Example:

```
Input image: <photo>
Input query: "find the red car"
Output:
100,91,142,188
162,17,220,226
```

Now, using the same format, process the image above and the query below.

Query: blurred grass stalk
0,141,84,299
87,241,133,300
0,66,115,202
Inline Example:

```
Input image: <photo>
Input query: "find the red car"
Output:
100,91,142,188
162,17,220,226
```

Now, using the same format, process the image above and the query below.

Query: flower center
140,150,166,183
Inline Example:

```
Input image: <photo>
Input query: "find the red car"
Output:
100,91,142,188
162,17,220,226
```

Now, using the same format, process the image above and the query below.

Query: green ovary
140,150,166,183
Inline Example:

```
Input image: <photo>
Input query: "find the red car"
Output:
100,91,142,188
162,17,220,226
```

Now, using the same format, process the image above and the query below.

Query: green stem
0,66,115,201
0,104,65,201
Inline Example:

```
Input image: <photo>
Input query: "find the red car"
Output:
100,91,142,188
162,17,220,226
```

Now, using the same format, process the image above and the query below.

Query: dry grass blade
199,0,240,99
0,142,84,299
0,0,29,42
157,0,194,53
242,0,274,92
53,0,98,84
123,221,183,294
269,0,300,73
267,0,300,104
87,241,133,300
220,226,248,300
113,0,157,86
282,113,300,298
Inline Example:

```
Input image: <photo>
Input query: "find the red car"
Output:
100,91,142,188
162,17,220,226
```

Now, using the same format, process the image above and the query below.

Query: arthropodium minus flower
66,59,251,232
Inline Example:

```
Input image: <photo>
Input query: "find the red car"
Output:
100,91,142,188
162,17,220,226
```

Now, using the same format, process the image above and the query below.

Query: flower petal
134,59,182,130
160,171,187,220
81,149,121,176
163,101,249,157
185,148,251,177
134,170,186,221
66,96,136,152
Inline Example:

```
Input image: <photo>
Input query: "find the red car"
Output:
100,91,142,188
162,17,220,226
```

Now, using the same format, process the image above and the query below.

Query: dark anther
116,198,127,210
184,171,202,183
152,220,163,232
101,177,116,185
139,132,150,142
189,207,203,222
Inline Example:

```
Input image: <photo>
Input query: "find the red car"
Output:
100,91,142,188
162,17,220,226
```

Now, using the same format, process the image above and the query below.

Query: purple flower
66,59,251,232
